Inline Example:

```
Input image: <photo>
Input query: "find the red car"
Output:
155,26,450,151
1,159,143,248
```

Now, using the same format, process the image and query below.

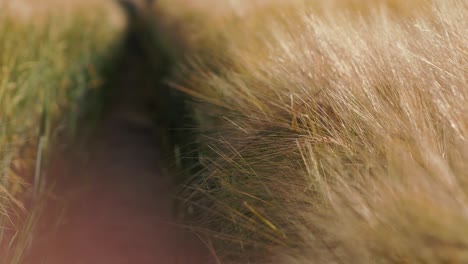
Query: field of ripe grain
0,2,122,262
151,0,468,263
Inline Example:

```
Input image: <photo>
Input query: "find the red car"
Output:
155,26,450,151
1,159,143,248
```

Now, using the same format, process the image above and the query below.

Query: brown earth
23,12,214,263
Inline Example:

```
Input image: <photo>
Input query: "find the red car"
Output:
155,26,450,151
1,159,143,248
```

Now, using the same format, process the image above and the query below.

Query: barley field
1,0,467,263
150,0,468,263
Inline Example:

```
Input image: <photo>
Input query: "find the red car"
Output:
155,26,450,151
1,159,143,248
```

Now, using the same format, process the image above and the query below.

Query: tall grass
0,3,121,262
152,0,468,262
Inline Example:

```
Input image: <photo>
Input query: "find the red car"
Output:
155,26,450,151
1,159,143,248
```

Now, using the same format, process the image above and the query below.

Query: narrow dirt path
25,13,212,264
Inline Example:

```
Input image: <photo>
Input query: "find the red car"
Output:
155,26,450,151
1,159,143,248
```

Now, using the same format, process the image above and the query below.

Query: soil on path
25,14,212,264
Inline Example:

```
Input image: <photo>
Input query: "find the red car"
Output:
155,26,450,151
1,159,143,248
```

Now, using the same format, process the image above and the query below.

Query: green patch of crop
0,9,121,262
